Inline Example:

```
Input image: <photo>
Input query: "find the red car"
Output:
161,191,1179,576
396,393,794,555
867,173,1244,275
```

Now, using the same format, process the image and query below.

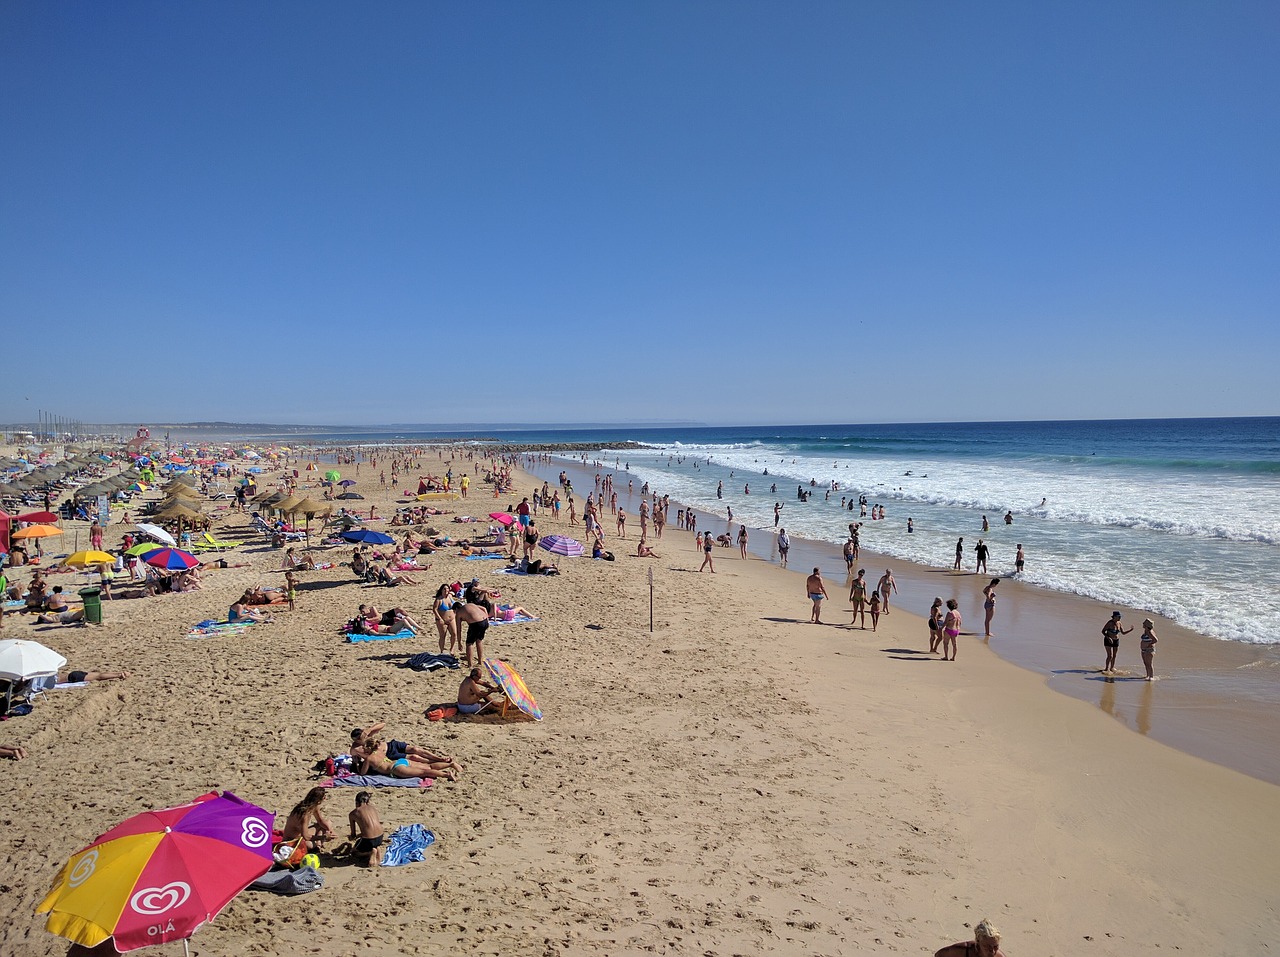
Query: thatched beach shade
165,484,202,500
288,498,331,517
154,502,204,521
272,495,303,514
252,489,284,507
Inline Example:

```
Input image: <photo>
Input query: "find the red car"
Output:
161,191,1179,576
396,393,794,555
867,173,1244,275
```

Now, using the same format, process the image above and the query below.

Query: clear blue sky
2,2,1276,427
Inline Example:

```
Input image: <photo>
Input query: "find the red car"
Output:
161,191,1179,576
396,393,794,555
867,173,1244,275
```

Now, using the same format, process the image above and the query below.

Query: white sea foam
570,441,1280,645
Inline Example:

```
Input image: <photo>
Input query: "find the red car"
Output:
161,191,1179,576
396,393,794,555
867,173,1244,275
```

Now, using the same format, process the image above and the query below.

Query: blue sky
2,2,1276,428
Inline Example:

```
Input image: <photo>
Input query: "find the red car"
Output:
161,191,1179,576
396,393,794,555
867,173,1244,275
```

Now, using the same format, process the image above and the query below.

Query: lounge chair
192,532,239,552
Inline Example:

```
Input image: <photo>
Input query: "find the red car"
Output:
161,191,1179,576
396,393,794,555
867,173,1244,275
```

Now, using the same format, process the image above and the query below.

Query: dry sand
2,456,1278,956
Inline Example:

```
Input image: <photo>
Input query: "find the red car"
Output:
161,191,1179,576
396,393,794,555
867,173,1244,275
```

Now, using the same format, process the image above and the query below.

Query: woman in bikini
1101,611,1131,673
981,579,999,637
941,599,962,661
928,598,944,653
433,584,460,653
281,787,337,852
354,737,459,781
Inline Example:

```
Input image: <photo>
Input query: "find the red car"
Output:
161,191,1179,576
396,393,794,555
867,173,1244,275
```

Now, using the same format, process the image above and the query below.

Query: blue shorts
519,515,530,527
457,701,484,714
385,740,409,760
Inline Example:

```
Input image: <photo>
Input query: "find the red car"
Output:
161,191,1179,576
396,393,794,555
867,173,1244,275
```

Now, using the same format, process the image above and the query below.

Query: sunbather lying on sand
360,604,422,632
1,744,27,760
367,564,421,586
352,737,459,780
351,722,463,772
229,600,272,623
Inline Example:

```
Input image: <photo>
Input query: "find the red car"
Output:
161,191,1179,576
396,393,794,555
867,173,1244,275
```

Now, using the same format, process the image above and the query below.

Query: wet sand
536,456,1280,785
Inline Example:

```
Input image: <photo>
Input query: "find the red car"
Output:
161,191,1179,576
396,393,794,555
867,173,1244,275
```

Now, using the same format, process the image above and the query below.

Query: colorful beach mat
345,628,416,643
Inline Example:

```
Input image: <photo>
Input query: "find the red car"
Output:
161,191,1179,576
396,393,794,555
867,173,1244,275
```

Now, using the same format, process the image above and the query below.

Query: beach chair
192,532,239,552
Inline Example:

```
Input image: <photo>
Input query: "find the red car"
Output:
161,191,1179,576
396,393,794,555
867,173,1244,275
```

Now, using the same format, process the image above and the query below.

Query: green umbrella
324,470,341,482
124,542,162,557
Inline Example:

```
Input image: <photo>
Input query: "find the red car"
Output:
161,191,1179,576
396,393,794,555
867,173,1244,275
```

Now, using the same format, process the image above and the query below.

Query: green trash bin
79,587,102,625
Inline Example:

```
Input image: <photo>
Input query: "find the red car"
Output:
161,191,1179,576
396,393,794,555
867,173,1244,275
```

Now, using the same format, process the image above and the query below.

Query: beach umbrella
538,534,584,557
340,529,395,545
12,524,64,540
37,790,274,953
338,479,357,488
483,657,543,720
488,512,517,527
336,492,364,500
289,498,331,517
247,466,263,474
154,503,204,522
135,523,177,547
16,510,60,524
64,550,116,569
0,638,68,682
124,543,162,557
324,470,340,482
143,547,200,571
305,463,317,472
272,495,303,514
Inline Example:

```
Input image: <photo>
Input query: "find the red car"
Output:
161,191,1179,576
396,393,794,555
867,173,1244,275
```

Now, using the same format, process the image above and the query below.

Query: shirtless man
351,722,462,773
348,791,386,867
455,599,492,668
877,569,898,614
458,667,502,714
353,736,459,780
806,568,829,624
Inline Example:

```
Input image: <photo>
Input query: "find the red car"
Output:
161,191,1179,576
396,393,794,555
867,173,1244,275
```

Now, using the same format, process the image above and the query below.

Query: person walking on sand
616,508,626,538
868,590,881,631
877,568,897,614
777,528,790,567
1140,618,1159,680
699,531,715,573
1101,611,1131,673
954,537,964,570
982,578,999,637
941,599,962,660
806,568,829,623
849,568,868,628
737,524,749,559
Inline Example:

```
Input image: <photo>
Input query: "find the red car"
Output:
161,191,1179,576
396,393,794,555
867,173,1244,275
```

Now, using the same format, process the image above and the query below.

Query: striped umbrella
538,534,583,557
484,658,543,720
143,548,200,571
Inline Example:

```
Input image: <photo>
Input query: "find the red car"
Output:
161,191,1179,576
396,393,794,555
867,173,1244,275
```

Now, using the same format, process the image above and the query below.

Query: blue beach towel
490,613,539,625
464,553,509,561
380,824,437,867
346,627,416,643
322,774,432,789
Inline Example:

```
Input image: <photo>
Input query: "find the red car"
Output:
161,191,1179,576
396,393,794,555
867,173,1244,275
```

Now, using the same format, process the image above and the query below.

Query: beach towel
4,599,26,609
380,824,436,867
464,553,507,560
345,628,416,643
188,619,259,639
489,613,539,625
250,865,323,895
319,774,432,789
401,652,461,672
491,566,528,576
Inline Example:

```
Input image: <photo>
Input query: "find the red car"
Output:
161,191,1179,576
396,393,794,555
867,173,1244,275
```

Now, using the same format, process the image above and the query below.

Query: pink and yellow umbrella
484,657,543,720
38,791,274,952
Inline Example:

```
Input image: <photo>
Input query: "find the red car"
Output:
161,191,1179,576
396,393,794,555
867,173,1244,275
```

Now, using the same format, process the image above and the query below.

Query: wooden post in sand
648,566,654,633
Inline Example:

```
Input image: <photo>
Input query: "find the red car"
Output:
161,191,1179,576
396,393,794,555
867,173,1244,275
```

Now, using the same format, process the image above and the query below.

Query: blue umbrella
341,529,395,545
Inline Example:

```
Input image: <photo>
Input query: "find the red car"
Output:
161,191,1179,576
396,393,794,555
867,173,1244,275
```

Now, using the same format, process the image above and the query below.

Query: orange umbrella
11,524,63,540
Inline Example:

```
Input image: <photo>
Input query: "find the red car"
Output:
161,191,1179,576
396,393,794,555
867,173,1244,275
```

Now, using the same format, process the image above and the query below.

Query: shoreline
531,454,1280,786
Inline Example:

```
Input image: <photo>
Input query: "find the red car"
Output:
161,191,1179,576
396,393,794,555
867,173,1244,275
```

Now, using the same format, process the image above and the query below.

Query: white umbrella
136,522,177,547
0,639,67,682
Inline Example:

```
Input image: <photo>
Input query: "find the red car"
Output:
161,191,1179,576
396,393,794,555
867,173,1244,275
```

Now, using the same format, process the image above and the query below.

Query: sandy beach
2,448,1279,956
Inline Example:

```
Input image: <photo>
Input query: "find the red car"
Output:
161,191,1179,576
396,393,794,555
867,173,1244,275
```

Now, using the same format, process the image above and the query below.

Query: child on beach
285,570,298,611
868,591,881,631
1140,618,1158,680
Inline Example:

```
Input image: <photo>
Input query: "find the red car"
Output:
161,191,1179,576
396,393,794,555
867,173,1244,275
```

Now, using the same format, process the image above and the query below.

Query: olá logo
130,881,191,916
241,817,270,848
67,849,98,888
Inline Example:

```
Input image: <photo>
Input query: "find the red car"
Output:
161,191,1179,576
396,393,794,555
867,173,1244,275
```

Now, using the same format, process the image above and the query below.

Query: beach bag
427,705,458,722
251,864,324,895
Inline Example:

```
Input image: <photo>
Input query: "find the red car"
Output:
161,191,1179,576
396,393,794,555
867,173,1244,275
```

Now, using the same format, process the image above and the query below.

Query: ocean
246,417,1280,646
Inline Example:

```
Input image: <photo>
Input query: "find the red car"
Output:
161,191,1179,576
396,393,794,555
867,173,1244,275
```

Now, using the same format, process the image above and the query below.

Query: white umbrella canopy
135,522,177,547
0,639,67,682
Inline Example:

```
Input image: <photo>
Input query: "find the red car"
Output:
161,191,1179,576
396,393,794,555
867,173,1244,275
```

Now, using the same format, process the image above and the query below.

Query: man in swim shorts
348,791,386,867
806,568,829,624
458,667,501,714
456,600,491,667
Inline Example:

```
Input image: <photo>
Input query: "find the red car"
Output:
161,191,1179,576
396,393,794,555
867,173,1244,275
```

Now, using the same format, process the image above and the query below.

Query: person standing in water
954,537,964,570
981,578,999,637
1140,618,1159,680
1101,611,1132,673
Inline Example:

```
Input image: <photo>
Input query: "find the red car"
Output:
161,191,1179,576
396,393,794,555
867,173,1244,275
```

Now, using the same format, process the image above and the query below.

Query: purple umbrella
538,534,584,557
339,479,358,488
143,547,201,570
